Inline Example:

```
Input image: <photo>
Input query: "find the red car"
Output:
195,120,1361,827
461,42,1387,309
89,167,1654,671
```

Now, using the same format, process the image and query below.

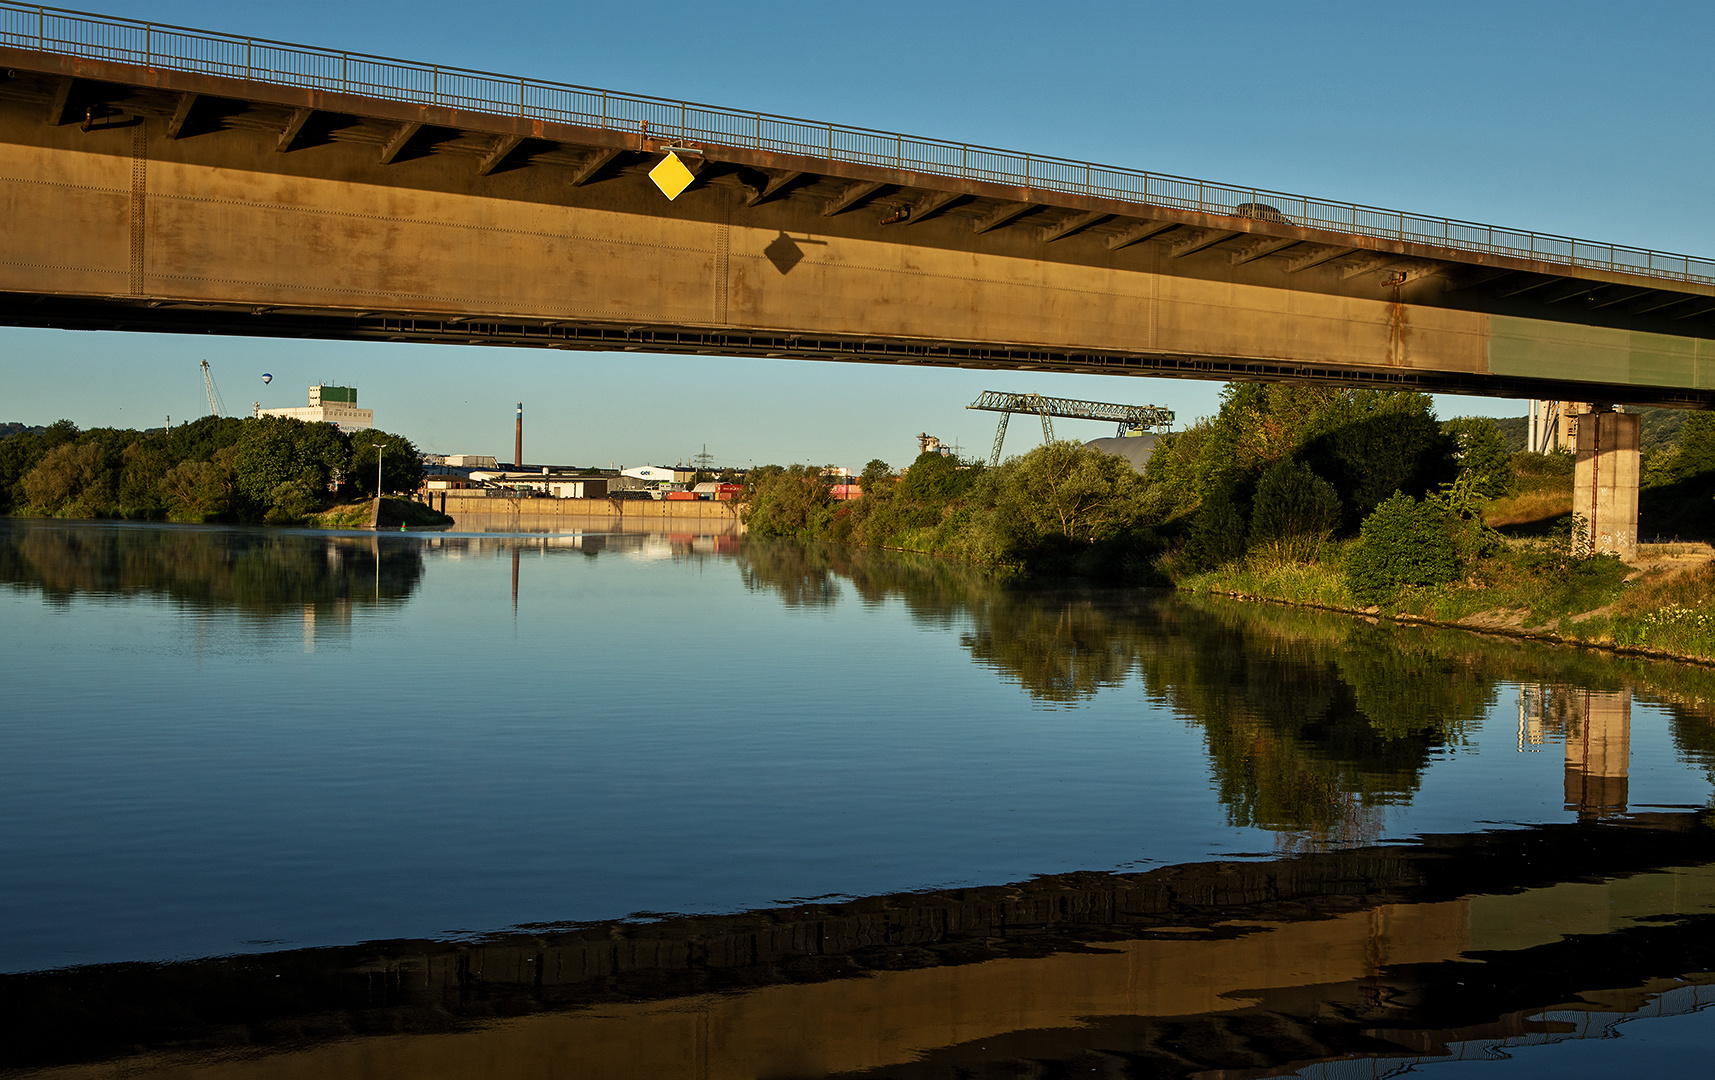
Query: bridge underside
5,48,1715,408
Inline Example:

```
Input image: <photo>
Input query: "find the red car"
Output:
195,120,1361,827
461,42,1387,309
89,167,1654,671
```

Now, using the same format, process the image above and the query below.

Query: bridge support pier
1572,409,1640,559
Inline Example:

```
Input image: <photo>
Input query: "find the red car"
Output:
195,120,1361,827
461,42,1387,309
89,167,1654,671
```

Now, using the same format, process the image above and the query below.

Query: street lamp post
374,444,385,532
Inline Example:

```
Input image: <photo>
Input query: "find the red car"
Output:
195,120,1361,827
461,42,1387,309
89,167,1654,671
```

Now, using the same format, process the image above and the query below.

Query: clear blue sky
7,0,1714,469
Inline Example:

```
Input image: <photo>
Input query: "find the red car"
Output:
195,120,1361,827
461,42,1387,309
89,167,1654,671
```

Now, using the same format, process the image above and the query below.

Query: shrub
1345,492,1460,604
263,479,322,524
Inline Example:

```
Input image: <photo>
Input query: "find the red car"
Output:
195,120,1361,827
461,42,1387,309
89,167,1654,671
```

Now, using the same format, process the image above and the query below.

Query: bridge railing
6,1,1714,287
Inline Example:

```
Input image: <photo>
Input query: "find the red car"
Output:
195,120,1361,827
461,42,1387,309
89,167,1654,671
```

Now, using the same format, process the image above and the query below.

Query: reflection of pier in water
8,814,1715,1079
1520,684,1632,820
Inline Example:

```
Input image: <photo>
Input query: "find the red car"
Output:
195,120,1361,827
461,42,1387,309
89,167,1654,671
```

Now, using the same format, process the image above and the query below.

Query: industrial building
255,385,373,434
467,469,610,500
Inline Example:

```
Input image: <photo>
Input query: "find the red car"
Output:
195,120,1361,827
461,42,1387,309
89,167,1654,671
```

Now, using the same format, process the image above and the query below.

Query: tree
1184,481,1250,571
1152,386,1454,535
231,416,348,514
1445,417,1514,497
160,460,231,519
1645,411,1715,487
0,431,47,512
22,442,111,515
1249,458,1342,562
743,464,834,539
1299,401,1455,530
348,429,423,496
993,441,1148,544
859,459,894,498
117,440,172,516
896,450,975,503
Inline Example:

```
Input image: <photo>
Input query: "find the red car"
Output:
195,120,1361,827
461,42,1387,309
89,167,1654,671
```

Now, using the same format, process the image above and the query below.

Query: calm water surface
4,519,1715,1078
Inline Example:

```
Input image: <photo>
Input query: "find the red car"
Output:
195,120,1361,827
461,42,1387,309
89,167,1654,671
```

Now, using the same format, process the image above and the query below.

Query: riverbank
1180,539,1715,665
316,497,455,529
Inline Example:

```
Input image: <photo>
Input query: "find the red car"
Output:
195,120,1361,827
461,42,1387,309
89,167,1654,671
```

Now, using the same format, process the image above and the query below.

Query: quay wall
424,493,742,533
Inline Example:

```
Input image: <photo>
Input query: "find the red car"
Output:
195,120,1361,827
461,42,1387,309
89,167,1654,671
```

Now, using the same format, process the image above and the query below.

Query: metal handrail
5,1,1712,287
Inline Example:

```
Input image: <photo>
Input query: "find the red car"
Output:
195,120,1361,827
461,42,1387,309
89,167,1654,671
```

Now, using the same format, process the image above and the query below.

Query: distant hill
1464,409,1687,455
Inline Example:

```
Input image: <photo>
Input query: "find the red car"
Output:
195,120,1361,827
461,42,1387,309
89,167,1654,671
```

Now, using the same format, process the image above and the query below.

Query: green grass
1181,538,1715,663
1183,548,1354,609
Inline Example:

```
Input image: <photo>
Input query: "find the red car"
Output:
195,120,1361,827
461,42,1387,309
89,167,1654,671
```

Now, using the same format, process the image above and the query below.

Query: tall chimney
515,402,523,468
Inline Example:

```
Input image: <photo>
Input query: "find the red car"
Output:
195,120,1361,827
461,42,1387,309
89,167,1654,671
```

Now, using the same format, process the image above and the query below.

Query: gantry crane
200,359,225,417
966,390,1174,467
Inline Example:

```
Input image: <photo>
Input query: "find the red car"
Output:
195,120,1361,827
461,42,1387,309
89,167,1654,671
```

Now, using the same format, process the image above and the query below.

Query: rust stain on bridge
2,4,1714,406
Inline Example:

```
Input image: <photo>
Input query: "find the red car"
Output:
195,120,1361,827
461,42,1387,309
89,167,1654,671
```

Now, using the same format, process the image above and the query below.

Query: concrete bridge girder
2,47,1715,418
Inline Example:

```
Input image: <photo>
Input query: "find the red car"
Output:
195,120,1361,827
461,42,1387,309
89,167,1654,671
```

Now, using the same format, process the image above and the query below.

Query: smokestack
515,402,523,468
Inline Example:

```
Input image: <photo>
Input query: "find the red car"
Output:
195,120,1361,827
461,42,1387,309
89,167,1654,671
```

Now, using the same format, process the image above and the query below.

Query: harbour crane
200,359,225,417
966,390,1174,467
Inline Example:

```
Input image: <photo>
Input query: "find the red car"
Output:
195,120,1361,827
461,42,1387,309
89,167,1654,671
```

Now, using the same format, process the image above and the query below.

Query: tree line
0,415,424,523
743,383,1715,597
743,386,1495,583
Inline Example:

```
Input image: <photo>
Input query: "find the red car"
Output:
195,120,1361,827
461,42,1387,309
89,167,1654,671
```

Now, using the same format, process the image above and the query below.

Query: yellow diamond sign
648,152,695,201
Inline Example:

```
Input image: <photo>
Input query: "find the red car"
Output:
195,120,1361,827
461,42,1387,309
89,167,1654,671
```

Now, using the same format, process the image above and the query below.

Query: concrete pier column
1571,409,1640,558
1564,689,1631,821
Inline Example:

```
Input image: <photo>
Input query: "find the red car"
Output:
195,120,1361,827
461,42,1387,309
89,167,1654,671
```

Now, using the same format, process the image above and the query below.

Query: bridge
3,2,1715,413
1,5,1708,553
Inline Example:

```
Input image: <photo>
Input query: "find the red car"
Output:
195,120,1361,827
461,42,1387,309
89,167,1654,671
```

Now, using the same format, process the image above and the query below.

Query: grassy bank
1183,539,1715,664
315,497,454,529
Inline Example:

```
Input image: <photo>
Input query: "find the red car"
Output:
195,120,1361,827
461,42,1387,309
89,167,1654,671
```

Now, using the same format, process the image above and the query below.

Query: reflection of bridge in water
10,813,1715,1079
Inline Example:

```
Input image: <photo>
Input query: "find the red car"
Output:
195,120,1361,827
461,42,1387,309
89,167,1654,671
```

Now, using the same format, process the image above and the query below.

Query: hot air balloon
261,373,273,385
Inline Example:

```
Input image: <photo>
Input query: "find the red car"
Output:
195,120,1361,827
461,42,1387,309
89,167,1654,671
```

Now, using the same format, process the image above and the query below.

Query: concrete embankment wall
426,494,742,533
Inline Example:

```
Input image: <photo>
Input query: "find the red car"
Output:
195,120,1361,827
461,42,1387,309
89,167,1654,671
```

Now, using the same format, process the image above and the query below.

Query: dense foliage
1,416,423,523
1639,412,1715,539
745,443,1157,580
744,385,1500,583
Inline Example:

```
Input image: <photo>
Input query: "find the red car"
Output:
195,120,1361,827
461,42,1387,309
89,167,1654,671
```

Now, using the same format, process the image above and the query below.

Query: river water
4,519,1715,1078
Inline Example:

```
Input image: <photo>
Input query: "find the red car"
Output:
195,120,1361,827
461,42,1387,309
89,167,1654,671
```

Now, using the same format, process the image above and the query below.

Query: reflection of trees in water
1135,602,1490,842
737,541,1715,841
0,520,423,614
962,594,1151,705
737,541,995,620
